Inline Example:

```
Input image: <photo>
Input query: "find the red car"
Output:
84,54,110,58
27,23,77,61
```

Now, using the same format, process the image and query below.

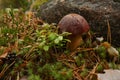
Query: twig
107,19,111,44
0,61,16,78
62,62,75,69
24,44,38,60
73,71,83,80
16,72,20,80
85,62,99,80
70,48,94,56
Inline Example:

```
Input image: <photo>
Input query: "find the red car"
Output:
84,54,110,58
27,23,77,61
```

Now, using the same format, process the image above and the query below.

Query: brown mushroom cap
58,13,90,36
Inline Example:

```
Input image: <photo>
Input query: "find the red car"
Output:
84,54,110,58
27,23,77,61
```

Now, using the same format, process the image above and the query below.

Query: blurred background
0,0,49,18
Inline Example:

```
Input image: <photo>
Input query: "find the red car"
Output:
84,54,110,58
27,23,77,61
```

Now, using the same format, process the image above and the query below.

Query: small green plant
0,9,71,79
96,46,107,59
96,64,104,72
36,23,70,52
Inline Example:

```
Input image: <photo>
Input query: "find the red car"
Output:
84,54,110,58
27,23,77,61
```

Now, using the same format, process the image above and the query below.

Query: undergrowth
0,9,120,80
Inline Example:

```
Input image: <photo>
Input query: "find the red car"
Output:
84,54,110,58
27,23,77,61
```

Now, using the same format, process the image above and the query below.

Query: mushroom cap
58,13,90,36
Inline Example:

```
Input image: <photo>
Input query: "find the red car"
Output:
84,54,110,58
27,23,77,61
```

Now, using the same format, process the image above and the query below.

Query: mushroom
58,13,90,51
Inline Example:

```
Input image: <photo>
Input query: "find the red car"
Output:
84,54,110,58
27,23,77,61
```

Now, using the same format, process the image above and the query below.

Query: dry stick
0,65,7,77
14,33,19,53
58,58,75,63
70,48,94,56
85,62,99,80
60,56,83,80
16,72,20,80
53,45,58,54
107,19,111,44
93,52,101,62
24,44,37,60
73,71,83,80
73,64,86,80
63,62,83,80
0,61,16,78
8,76,12,80
62,62,75,69
6,75,12,80
27,53,36,61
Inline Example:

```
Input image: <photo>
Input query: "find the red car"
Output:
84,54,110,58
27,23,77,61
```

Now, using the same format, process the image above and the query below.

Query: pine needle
107,19,111,44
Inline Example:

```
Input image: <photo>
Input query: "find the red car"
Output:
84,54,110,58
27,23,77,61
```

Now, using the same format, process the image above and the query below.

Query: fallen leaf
97,69,120,80
0,52,8,59
0,47,11,59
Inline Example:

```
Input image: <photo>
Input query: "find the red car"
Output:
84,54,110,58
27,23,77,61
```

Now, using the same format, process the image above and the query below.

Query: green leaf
60,32,71,36
5,8,11,14
97,64,103,72
42,23,50,28
39,41,46,48
80,69,88,77
64,39,71,42
54,38,59,44
48,33,57,41
74,56,80,63
58,36,63,41
43,45,49,51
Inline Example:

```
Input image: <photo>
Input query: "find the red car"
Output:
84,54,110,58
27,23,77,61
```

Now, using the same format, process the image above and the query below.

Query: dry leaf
0,52,8,59
0,47,11,59
97,69,120,80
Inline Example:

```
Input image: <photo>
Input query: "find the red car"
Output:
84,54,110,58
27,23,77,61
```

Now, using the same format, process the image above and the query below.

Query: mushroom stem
67,35,83,51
